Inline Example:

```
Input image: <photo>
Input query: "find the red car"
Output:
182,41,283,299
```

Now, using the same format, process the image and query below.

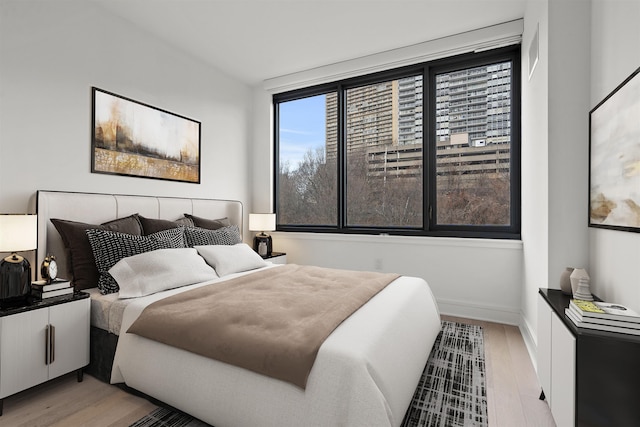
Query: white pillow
110,248,218,298
195,243,268,277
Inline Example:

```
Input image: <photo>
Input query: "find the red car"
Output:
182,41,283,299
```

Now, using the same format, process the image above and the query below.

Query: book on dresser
566,299,640,336
31,279,73,299
570,299,640,323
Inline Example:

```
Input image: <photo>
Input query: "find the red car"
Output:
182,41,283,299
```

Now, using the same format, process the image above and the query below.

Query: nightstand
264,252,287,264
0,292,90,415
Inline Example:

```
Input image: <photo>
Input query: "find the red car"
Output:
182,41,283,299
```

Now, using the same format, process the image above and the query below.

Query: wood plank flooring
443,316,555,427
1,316,556,426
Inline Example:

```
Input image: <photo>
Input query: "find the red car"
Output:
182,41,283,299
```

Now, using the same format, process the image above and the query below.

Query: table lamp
0,214,37,307
249,213,276,257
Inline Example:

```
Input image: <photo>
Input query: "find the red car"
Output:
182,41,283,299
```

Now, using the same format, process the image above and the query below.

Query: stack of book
31,279,74,300
566,299,640,336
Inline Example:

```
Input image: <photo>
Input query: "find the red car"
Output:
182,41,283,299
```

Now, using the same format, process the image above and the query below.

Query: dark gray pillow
183,214,231,230
184,225,241,247
51,215,143,290
86,227,185,294
138,215,191,235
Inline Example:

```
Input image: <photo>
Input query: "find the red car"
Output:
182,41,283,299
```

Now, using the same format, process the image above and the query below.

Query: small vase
573,277,594,301
560,267,574,295
570,268,589,296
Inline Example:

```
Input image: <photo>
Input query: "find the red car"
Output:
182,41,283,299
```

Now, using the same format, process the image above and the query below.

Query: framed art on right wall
589,66,640,233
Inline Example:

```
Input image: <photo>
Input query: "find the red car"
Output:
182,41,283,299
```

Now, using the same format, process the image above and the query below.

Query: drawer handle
44,324,56,364
45,325,50,365
50,324,55,364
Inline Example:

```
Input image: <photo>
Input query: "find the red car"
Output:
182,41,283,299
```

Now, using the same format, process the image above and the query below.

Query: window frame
273,45,521,239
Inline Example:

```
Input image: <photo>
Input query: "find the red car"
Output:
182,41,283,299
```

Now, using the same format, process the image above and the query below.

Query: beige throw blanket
127,264,399,388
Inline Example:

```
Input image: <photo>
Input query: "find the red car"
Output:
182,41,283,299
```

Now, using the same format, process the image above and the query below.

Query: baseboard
438,297,521,325
519,315,538,374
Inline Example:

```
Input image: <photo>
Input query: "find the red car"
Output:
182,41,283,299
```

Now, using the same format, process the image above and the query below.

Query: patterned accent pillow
86,227,185,294
150,226,186,248
184,225,242,247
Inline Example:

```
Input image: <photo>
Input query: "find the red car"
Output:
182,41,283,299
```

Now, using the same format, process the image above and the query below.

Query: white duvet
111,267,441,427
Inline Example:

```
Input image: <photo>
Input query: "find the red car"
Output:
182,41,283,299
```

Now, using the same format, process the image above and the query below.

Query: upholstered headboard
35,190,243,284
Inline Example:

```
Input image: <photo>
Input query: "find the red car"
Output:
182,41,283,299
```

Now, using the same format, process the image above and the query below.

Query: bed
35,190,441,427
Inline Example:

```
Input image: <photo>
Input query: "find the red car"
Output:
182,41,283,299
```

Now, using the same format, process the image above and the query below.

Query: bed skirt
86,326,118,383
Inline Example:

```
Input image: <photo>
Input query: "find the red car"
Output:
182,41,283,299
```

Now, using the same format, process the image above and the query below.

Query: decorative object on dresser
559,267,574,295
589,66,640,233
569,267,589,296
573,277,593,301
248,213,276,257
92,87,201,184
0,214,37,307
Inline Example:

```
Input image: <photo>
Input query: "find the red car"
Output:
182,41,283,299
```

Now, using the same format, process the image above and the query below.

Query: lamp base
0,254,32,308
253,233,273,258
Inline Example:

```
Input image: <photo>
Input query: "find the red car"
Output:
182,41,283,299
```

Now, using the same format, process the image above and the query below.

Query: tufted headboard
35,190,243,284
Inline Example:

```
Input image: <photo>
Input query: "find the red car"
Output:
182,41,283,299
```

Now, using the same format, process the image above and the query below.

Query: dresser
538,288,640,427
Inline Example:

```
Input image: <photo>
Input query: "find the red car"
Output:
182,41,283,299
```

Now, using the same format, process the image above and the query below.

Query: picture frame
589,66,640,232
91,87,201,184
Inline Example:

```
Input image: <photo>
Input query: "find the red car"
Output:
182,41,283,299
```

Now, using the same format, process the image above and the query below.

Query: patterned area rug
401,321,487,427
130,321,487,427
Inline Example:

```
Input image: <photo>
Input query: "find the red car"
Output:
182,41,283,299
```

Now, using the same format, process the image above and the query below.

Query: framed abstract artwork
589,66,640,232
92,87,201,183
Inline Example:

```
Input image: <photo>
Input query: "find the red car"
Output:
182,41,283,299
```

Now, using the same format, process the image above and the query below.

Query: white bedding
111,267,441,427
86,287,133,334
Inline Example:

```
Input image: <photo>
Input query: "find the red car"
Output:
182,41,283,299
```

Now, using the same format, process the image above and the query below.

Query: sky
278,95,326,170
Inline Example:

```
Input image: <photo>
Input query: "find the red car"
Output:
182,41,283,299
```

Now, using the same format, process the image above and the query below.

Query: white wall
520,0,591,358
589,0,640,311
520,0,550,348
274,233,523,324
0,1,252,215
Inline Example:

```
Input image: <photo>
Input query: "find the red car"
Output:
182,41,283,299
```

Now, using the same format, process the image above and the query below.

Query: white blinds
263,18,523,94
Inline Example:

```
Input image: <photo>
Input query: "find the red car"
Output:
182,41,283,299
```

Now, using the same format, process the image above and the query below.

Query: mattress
111,270,441,427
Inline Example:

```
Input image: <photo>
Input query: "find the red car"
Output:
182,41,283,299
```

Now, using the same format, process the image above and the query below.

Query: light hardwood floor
2,316,556,427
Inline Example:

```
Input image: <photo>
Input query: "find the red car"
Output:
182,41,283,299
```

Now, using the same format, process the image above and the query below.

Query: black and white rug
130,321,487,427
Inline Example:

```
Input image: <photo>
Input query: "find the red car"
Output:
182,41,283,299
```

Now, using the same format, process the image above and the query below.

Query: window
276,93,337,226
274,46,520,239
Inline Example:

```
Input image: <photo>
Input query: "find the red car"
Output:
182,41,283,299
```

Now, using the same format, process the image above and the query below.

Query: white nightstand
264,252,287,264
0,293,90,415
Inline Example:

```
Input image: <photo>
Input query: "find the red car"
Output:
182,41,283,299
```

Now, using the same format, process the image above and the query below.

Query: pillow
86,227,185,294
174,216,195,227
195,243,268,277
109,248,218,298
138,215,192,235
183,213,231,230
51,215,143,289
184,225,242,247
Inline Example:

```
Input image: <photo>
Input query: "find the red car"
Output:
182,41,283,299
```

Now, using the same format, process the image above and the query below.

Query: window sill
272,231,523,250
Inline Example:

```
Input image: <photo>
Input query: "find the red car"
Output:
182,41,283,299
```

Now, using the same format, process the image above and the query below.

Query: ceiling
93,0,526,86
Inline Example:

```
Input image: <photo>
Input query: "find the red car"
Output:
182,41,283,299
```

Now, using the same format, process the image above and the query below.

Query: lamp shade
249,213,276,232
0,214,37,252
